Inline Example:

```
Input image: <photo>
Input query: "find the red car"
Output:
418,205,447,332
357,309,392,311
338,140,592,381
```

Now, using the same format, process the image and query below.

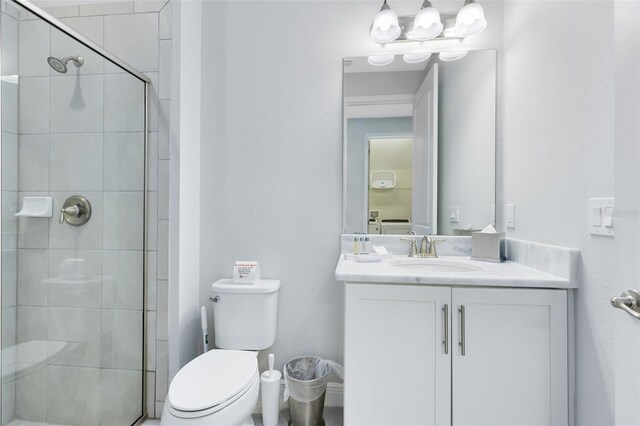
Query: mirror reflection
343,49,497,235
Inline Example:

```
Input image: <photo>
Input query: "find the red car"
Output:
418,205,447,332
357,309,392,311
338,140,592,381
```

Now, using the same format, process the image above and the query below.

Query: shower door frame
1,0,151,424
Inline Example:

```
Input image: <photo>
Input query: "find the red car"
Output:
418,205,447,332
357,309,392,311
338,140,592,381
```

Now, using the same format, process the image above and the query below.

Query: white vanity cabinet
344,284,569,426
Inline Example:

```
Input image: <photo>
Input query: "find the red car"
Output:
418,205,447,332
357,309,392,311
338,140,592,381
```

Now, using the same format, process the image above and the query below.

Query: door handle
611,290,640,320
459,305,466,356
443,304,449,354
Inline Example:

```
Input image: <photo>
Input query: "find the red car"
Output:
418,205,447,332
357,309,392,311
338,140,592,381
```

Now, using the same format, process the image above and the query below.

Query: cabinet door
345,284,451,426
451,288,568,426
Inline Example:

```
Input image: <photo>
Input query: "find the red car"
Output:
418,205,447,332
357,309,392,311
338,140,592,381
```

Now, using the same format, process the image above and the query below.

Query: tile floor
141,407,344,425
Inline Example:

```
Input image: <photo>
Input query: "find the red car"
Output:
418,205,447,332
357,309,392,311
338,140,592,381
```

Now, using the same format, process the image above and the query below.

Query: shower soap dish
14,196,53,218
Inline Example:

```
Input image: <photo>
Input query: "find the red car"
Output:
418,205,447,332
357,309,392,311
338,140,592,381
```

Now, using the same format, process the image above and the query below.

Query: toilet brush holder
261,370,281,426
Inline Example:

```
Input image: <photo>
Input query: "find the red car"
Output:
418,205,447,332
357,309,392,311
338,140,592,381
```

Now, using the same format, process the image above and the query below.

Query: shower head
47,56,84,73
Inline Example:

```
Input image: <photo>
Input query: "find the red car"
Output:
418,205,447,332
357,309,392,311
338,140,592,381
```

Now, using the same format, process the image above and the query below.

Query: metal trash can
284,356,331,426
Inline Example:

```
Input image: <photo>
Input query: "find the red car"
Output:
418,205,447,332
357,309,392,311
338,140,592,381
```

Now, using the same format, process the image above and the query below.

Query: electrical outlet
506,204,515,229
450,206,459,223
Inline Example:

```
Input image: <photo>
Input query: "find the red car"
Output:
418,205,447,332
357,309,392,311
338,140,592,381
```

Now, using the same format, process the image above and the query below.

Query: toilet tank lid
211,279,280,294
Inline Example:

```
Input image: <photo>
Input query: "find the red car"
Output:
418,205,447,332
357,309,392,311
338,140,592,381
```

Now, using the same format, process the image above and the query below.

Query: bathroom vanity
336,239,578,426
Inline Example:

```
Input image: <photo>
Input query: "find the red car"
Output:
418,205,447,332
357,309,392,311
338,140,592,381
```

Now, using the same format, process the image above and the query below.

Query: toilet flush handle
210,296,220,303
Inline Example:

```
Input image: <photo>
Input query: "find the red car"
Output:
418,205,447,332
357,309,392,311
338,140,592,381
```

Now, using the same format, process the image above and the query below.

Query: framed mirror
342,49,497,236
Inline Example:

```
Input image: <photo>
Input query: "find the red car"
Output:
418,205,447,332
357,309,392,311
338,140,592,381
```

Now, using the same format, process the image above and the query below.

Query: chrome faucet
401,235,445,258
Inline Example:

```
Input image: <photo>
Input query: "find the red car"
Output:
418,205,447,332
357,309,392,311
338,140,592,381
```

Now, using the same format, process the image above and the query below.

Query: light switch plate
506,204,515,229
450,206,459,223
589,197,614,236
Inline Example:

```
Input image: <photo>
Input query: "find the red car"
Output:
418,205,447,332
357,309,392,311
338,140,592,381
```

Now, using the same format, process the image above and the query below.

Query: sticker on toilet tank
233,261,261,284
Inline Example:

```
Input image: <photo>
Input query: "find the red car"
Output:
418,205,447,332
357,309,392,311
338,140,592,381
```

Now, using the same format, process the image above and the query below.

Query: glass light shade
407,2,443,41
370,4,401,43
439,50,468,61
368,54,395,66
454,1,487,37
403,52,432,64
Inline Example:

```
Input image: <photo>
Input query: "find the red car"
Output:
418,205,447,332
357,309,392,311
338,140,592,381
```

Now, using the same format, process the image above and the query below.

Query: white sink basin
390,259,481,273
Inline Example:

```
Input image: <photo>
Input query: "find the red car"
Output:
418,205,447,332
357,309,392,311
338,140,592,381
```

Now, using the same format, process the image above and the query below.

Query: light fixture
454,0,487,37
368,54,395,66
403,52,432,64
439,50,468,61
407,0,443,41
370,0,401,43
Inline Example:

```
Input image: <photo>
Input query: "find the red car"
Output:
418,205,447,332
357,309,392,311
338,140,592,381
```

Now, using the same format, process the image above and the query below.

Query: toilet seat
167,350,258,418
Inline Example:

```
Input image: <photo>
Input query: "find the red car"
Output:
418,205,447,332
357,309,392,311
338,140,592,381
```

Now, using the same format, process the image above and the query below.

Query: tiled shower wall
4,0,171,421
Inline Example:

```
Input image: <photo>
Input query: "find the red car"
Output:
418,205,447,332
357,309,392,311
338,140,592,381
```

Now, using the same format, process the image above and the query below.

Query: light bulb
403,52,432,64
439,50,468,61
454,0,487,37
407,0,443,41
368,54,395,66
370,1,401,43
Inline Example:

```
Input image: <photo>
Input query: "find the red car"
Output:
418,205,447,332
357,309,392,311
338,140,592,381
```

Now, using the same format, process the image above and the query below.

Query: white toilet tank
211,279,280,350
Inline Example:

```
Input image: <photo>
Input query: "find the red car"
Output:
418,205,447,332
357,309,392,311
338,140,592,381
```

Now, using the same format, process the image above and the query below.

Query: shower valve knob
59,196,92,226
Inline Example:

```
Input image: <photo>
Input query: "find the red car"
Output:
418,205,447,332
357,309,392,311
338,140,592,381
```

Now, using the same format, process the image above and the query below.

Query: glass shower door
1,1,147,424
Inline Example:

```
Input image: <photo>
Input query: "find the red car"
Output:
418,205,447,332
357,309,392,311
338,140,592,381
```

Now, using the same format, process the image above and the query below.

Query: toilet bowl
161,350,260,426
161,279,280,425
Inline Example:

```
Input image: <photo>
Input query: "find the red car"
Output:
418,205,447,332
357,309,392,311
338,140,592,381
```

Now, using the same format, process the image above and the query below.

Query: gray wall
502,2,614,424
437,50,496,234
199,0,504,372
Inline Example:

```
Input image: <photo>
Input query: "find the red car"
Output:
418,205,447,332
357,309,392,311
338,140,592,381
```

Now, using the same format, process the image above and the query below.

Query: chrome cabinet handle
459,305,466,356
611,290,640,320
443,304,449,354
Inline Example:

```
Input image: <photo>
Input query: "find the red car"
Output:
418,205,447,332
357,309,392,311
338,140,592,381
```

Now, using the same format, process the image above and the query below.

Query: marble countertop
335,255,577,289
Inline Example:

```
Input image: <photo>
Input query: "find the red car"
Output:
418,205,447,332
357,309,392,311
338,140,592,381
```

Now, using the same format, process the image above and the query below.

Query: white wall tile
2,81,18,134
159,40,171,100
102,250,143,310
146,72,159,132
2,250,17,308
50,133,103,191
49,191,103,250
146,310,156,370
148,132,158,191
2,13,18,75
155,340,167,401
157,160,169,220
155,280,167,340
2,132,18,191
157,220,168,280
147,192,158,251
158,100,170,158
16,305,47,348
104,13,158,72
146,251,157,311
15,366,46,422
146,371,156,418
101,309,143,370
44,5,79,19
1,195,18,249
47,249,102,309
46,366,100,425
134,0,166,13
47,307,101,367
17,248,48,306
159,2,171,40
155,401,164,418
78,1,133,16
100,368,142,425
18,134,48,192
103,192,144,250
19,20,50,77
103,132,145,191
50,75,104,133
2,376,16,425
17,192,50,249
52,16,105,75
18,77,49,134
104,73,145,132
2,305,16,348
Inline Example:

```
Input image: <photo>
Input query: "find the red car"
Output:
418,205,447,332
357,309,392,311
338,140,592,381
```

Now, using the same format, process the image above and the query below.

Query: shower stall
0,0,149,424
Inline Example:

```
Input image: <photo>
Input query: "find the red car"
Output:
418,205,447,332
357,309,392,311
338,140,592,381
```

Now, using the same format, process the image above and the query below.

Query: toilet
161,279,280,425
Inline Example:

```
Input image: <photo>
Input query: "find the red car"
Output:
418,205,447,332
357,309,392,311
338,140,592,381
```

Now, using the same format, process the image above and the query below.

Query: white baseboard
253,381,343,414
